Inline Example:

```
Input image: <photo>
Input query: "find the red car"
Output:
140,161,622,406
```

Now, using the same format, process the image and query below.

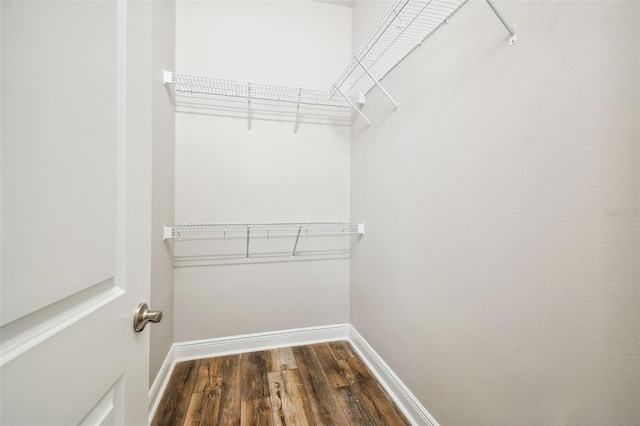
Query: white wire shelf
333,0,469,97
164,71,364,134
164,0,515,130
165,71,364,109
163,222,364,261
332,0,516,121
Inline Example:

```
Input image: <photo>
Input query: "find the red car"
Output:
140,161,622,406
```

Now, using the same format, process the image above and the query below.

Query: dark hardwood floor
152,341,411,425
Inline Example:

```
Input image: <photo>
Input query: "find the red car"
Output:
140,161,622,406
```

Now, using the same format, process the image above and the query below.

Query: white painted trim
173,323,350,362
147,323,439,426
348,325,440,426
148,346,175,424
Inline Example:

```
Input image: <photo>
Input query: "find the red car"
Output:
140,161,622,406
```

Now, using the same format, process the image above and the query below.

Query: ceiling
312,0,356,8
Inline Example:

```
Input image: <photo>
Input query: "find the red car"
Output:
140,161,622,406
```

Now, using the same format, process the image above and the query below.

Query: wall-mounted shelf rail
164,71,364,134
332,0,517,123
164,222,364,261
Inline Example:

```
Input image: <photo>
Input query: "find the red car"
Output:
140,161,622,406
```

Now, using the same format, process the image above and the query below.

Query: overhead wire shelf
164,0,515,130
333,0,469,97
331,0,516,123
165,71,363,109
164,71,364,134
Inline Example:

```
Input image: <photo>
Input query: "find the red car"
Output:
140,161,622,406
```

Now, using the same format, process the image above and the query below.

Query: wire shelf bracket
355,58,399,111
163,222,365,262
485,0,517,46
294,88,302,137
247,82,252,134
333,85,371,127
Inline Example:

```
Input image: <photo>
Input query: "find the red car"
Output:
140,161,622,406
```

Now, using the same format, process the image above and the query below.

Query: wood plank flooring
152,341,411,426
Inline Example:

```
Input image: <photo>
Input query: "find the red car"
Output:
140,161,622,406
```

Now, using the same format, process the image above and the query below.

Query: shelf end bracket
163,69,173,85
163,225,173,241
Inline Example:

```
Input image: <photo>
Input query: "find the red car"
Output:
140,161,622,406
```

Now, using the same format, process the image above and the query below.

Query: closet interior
3,0,637,423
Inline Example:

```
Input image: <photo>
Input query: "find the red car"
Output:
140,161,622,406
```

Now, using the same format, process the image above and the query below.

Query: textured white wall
150,0,176,387
174,1,352,342
350,1,639,425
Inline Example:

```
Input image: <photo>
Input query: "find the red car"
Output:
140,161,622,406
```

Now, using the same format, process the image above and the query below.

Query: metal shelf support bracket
291,226,303,259
333,85,371,127
247,82,252,134
294,88,302,137
355,58,400,111
484,0,517,46
246,226,250,261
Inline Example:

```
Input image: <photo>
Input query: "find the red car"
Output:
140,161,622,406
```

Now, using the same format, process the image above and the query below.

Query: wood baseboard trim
148,323,439,426
347,325,440,426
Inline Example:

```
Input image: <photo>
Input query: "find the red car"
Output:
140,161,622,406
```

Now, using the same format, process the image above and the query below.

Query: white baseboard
148,346,175,424
347,326,440,426
147,323,438,426
173,323,350,362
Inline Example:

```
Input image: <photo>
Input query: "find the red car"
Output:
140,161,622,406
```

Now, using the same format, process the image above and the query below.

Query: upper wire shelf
333,0,469,97
165,71,363,109
164,71,364,134
164,0,515,130
332,0,516,121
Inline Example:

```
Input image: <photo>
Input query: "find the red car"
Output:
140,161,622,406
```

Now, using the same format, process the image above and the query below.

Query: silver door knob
133,303,163,332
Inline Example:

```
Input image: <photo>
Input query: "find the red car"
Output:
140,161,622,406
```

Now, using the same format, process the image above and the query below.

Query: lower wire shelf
163,222,364,263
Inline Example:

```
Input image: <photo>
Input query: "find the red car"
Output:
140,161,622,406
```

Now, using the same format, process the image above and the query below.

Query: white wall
174,1,352,342
350,1,639,425
150,0,176,386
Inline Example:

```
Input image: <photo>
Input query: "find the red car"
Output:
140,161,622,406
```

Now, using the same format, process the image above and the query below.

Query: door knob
133,303,163,332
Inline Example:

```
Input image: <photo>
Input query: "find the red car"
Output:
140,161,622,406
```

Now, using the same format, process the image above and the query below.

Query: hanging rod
163,222,365,261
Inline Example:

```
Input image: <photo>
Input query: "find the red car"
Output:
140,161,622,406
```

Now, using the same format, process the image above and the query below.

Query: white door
1,1,153,424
